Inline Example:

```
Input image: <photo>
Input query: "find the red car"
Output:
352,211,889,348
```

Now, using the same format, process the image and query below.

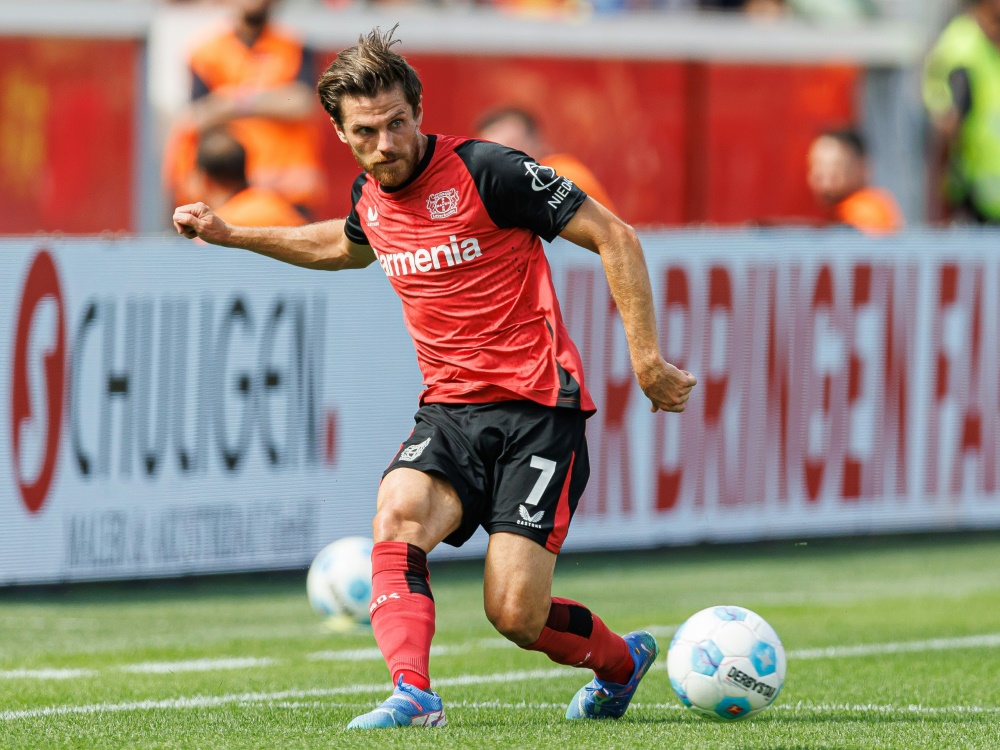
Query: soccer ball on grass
667,605,786,720
306,536,373,628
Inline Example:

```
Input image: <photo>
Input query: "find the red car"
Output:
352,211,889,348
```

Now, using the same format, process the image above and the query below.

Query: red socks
525,597,633,684
369,541,435,691
369,545,630,690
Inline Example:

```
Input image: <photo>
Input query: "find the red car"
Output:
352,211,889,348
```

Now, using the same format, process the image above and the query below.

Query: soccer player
173,26,697,730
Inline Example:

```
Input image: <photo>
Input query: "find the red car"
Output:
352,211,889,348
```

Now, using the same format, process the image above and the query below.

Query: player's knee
373,490,434,543
485,597,547,646
371,504,411,543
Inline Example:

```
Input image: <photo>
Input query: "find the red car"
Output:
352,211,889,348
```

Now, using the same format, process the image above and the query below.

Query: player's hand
636,358,697,413
172,202,230,245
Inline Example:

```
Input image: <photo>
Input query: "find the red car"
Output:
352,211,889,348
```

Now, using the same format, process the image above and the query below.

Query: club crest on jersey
427,188,460,219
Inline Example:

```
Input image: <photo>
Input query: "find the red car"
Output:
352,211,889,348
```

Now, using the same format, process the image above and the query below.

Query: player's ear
331,117,349,144
413,100,423,128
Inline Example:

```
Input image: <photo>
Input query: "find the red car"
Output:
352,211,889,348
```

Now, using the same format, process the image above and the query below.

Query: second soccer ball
306,536,373,625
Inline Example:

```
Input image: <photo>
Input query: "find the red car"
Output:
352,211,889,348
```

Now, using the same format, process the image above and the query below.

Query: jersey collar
379,134,437,195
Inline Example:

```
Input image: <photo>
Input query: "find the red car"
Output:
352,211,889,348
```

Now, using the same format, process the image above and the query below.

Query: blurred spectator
807,128,903,235
475,107,618,213
195,128,306,227
699,0,878,20
924,0,1000,224
164,0,324,219
491,0,581,15
700,0,785,15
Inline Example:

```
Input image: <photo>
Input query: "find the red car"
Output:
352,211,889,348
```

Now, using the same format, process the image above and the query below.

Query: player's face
335,87,425,188
807,137,863,207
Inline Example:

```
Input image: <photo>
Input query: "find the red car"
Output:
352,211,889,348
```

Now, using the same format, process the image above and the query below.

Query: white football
306,536,373,624
667,605,786,720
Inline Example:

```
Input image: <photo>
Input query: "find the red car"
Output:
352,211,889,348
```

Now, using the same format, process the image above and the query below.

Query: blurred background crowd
0,0,995,235
165,0,891,20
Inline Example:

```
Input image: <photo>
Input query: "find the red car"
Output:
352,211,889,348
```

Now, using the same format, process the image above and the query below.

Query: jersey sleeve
344,173,370,246
455,140,587,242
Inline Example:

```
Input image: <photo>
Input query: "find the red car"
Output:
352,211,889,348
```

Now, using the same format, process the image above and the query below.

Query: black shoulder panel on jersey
344,172,370,246
454,139,587,242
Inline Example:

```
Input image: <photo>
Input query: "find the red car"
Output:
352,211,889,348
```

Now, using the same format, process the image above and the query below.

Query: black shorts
383,401,590,553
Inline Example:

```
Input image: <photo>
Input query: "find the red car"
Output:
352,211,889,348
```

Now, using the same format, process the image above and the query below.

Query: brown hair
196,127,247,185
316,25,422,128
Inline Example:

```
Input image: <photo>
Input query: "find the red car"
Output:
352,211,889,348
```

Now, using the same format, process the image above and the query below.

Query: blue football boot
346,676,447,729
565,630,659,720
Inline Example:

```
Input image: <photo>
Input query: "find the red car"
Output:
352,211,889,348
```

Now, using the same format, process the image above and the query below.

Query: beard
354,148,415,188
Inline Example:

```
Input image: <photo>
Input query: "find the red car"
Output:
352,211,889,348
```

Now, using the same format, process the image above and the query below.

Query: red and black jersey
345,134,595,413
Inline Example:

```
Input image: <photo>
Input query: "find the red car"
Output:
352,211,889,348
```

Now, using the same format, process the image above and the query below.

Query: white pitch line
5,630,999,685
0,668,573,721
788,633,1000,660
642,625,679,638
305,647,382,662
118,657,278,674
5,664,1000,721
0,669,98,681
307,637,512,662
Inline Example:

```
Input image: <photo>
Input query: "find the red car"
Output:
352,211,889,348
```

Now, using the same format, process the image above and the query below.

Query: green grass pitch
2,534,999,749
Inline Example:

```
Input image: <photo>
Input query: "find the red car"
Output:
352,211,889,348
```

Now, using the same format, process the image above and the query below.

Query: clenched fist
172,203,231,245
636,358,697,413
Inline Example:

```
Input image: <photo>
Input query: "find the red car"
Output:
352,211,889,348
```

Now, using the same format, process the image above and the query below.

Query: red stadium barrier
314,54,858,227
0,38,139,234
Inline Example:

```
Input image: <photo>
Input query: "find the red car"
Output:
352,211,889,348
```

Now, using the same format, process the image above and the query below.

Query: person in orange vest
476,107,618,214
807,128,903,235
194,128,306,228
165,0,324,219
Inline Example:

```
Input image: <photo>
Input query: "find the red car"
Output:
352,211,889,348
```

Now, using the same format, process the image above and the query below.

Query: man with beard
166,0,324,218
173,26,696,730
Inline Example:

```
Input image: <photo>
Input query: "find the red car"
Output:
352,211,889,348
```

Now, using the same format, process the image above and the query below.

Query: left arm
560,198,697,413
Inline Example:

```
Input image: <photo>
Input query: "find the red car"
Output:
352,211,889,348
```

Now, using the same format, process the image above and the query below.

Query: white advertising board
2,231,999,585
0,238,420,584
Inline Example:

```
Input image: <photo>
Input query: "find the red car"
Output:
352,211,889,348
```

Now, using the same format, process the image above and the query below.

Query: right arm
172,202,375,271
